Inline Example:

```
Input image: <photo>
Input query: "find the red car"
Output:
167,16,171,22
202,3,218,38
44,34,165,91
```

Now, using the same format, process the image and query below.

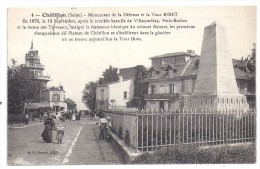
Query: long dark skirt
99,124,106,140
41,129,53,143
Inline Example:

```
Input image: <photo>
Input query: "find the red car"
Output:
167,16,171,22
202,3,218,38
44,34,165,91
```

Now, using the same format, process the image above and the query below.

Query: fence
104,109,256,152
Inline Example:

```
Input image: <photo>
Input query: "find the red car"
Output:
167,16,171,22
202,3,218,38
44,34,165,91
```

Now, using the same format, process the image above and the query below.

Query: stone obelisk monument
184,21,249,111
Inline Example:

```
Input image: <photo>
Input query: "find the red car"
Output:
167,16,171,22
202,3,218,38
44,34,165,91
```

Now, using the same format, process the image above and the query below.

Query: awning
24,102,51,110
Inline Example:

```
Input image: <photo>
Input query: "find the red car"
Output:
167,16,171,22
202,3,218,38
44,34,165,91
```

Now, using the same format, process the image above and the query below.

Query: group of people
41,110,113,144
67,111,82,121
41,113,64,144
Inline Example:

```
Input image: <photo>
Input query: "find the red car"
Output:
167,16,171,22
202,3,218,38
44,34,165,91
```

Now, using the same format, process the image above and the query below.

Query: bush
133,144,256,164
8,114,27,124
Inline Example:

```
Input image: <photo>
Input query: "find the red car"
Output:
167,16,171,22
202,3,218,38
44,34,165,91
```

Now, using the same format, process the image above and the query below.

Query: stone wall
104,110,138,148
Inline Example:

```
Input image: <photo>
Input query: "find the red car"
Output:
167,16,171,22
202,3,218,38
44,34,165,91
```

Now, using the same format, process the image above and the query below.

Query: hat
107,117,110,119
57,125,64,130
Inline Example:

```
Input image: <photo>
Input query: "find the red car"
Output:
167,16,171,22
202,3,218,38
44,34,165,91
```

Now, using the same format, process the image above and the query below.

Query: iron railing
136,109,256,151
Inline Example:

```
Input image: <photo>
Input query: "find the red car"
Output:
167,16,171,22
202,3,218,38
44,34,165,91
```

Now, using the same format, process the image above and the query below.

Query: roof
142,64,186,82
43,86,65,92
65,98,75,104
98,65,148,87
150,52,188,59
24,103,51,110
181,57,199,77
143,57,249,82
234,67,250,80
150,51,198,59
119,67,136,80
149,66,161,72
164,64,177,71
233,59,247,68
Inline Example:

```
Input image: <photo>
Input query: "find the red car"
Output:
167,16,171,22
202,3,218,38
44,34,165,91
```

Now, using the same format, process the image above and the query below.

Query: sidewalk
63,119,123,165
8,118,43,128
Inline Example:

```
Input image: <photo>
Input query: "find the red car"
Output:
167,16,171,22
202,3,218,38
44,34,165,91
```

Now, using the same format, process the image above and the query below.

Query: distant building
65,98,77,113
143,50,253,111
23,40,50,88
143,50,197,111
96,67,137,111
41,85,67,112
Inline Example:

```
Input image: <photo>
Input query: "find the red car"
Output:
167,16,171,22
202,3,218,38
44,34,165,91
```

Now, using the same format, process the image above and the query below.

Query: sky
7,6,256,110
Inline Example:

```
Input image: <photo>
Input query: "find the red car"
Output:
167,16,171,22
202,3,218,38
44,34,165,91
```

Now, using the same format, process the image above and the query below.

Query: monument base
184,93,249,112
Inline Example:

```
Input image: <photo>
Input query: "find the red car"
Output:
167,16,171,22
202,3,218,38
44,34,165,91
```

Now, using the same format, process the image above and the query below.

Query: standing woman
41,112,56,143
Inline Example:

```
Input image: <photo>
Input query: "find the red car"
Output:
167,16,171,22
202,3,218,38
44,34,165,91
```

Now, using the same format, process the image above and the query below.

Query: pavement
7,116,123,165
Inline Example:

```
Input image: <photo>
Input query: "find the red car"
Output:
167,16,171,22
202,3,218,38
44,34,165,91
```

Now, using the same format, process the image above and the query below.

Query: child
56,124,64,144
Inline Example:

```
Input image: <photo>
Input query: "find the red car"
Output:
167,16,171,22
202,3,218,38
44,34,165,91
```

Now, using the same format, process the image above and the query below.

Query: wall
148,80,181,94
50,90,65,102
96,86,109,101
151,58,162,66
108,79,134,108
104,110,138,148
175,56,186,65
49,102,67,111
162,57,175,65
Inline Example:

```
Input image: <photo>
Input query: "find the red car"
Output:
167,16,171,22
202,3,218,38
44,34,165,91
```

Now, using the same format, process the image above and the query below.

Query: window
169,84,175,94
151,71,156,78
52,94,60,102
124,91,127,99
168,69,173,76
150,85,156,94
159,101,164,111
101,89,104,100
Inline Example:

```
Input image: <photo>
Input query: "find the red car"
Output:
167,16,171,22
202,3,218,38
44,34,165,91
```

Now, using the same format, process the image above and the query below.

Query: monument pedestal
184,93,249,112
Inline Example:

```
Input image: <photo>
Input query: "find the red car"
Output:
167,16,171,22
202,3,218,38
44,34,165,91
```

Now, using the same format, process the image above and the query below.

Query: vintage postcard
3,5,258,168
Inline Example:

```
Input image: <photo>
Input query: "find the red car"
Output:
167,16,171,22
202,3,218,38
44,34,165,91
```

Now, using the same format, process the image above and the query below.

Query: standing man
98,114,108,140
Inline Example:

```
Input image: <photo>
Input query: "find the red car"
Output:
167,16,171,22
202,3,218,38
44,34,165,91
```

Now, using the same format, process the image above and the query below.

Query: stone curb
110,132,142,163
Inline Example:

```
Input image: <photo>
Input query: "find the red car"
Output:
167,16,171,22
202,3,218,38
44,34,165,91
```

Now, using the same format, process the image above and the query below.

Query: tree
247,43,256,94
82,81,97,111
126,65,149,109
8,60,41,114
98,65,119,85
247,43,256,73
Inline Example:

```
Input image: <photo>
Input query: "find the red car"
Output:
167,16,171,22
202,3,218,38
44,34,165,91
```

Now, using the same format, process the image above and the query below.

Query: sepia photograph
1,4,258,167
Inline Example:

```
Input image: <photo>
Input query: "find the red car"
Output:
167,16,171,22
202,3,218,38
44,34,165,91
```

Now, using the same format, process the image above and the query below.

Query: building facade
143,50,197,111
41,86,67,112
143,49,253,111
96,76,134,111
96,67,138,111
